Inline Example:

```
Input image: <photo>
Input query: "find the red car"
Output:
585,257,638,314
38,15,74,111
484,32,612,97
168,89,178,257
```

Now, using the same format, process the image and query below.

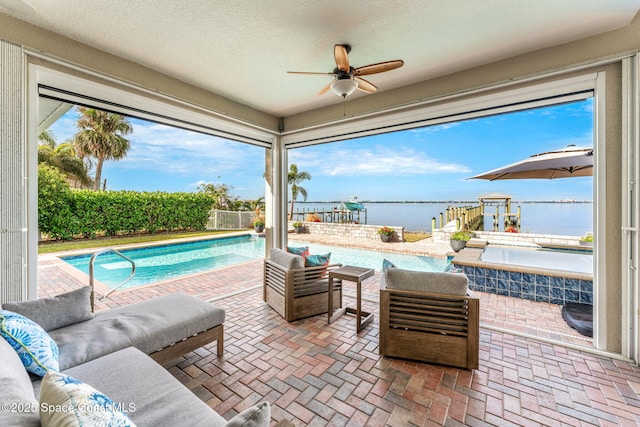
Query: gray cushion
33,346,227,427
383,268,468,296
3,286,94,332
0,337,40,427
49,292,225,370
269,248,304,269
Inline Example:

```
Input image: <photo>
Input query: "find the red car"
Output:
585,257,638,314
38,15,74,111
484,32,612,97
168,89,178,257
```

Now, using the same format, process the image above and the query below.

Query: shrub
38,189,215,239
450,230,472,241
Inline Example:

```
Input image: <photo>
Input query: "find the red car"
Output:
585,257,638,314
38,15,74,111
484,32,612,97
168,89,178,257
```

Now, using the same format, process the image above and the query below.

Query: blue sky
47,98,593,202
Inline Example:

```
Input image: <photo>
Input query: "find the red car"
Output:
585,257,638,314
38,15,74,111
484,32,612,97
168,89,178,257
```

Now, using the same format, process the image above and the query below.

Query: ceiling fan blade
318,78,336,95
334,44,350,73
287,71,335,76
355,77,377,94
354,60,404,76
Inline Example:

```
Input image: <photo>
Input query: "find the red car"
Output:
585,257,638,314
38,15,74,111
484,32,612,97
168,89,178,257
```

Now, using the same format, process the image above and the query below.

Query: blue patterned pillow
305,253,331,267
444,263,463,273
40,371,136,427
0,310,59,377
286,246,309,257
382,259,397,271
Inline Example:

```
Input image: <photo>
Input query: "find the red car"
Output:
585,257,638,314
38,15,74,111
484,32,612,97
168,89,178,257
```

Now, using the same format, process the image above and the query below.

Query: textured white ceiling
3,0,640,116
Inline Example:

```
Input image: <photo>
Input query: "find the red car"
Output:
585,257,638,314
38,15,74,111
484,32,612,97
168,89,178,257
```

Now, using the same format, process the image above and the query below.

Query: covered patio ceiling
2,0,640,119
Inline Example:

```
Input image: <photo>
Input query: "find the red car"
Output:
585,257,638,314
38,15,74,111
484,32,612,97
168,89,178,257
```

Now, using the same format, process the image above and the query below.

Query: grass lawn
404,232,431,242
38,230,237,254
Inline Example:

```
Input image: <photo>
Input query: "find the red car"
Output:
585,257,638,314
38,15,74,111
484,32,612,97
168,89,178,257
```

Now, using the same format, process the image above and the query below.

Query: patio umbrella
469,145,593,181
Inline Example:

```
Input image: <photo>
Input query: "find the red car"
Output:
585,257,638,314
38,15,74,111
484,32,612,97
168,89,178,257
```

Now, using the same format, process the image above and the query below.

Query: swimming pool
60,235,447,289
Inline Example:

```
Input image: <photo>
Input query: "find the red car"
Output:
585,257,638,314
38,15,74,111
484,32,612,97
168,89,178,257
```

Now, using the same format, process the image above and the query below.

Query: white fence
206,209,254,230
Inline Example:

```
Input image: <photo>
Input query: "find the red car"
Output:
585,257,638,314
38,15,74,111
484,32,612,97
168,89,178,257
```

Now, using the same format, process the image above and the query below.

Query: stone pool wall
289,222,405,242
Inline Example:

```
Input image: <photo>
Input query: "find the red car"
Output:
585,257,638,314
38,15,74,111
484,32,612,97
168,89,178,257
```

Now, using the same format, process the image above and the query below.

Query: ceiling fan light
331,79,358,97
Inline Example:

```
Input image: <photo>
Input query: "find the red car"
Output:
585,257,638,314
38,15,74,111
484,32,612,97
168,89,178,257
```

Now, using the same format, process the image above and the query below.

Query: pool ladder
89,248,136,305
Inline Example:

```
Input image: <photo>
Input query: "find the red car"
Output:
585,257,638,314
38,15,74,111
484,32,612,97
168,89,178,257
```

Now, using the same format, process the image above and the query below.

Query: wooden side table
328,265,375,332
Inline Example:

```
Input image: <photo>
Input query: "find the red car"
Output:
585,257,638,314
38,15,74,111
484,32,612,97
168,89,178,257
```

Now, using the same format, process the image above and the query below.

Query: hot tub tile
565,278,580,291
508,281,522,292
535,274,550,286
509,271,523,282
580,291,593,304
564,289,579,303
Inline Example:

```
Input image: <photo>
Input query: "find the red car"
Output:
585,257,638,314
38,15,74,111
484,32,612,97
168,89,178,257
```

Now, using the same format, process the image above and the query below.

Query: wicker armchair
379,268,479,370
264,248,342,322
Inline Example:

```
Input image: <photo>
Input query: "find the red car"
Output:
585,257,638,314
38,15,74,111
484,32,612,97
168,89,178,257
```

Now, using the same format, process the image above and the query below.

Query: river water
294,201,593,236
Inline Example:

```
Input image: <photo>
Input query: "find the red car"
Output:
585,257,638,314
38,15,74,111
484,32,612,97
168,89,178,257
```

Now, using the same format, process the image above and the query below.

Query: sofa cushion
0,310,59,376
269,248,304,269
3,286,94,332
0,337,40,427
40,370,136,427
34,346,228,426
383,268,468,296
49,292,225,370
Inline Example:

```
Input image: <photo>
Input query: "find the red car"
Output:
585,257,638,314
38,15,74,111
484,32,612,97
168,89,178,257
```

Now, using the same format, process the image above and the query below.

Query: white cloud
114,120,265,176
290,146,471,176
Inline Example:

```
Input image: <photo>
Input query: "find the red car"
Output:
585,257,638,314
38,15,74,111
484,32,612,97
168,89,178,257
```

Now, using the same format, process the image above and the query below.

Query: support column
0,39,29,302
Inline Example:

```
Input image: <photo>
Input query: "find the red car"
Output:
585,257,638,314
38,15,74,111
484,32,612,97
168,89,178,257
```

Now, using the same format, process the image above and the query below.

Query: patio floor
37,251,640,426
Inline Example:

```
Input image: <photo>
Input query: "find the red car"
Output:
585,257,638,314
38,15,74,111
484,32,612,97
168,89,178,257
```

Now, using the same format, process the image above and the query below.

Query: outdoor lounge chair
379,267,480,369
264,248,342,322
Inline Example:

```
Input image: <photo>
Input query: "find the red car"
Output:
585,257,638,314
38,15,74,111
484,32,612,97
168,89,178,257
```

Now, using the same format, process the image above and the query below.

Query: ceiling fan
287,44,404,98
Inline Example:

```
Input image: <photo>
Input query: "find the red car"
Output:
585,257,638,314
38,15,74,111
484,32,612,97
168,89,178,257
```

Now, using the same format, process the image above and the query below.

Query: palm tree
38,129,57,148
73,107,133,190
38,130,92,187
287,164,311,220
38,142,93,188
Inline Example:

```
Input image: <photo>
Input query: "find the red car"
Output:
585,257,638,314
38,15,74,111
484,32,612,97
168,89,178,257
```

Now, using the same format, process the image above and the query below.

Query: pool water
61,235,447,289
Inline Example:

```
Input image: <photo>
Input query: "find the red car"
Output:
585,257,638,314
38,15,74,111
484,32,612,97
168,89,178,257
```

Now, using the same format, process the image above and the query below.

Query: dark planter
380,233,393,242
254,225,264,233
450,239,467,252
294,227,304,234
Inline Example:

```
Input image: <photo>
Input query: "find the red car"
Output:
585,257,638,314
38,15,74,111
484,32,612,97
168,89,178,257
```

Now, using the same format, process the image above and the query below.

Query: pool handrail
89,247,136,310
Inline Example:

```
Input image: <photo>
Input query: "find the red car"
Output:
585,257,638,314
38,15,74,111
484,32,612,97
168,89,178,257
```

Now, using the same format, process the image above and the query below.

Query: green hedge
39,181,215,240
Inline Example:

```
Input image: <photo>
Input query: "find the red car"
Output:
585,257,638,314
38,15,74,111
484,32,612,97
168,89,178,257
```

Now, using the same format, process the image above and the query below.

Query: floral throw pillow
40,371,136,427
286,246,310,257
0,310,59,377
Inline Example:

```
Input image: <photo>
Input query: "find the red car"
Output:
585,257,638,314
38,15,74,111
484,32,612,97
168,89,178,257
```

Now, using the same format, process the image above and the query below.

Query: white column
0,39,29,302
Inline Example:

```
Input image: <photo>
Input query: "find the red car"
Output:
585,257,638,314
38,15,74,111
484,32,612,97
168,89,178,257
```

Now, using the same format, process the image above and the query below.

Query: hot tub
452,243,593,305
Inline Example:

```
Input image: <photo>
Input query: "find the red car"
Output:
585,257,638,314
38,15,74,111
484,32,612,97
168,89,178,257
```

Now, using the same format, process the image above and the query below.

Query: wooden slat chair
264,248,342,322
379,268,479,369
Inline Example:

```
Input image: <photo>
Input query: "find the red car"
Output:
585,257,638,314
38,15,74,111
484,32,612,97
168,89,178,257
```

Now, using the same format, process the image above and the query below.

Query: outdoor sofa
0,287,271,426
379,266,480,370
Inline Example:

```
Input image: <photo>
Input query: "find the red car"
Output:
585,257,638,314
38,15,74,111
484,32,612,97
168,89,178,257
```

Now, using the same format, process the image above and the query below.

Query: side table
328,265,375,332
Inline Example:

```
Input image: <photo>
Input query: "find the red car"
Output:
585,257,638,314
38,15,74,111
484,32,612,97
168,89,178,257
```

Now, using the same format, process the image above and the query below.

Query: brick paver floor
37,252,638,426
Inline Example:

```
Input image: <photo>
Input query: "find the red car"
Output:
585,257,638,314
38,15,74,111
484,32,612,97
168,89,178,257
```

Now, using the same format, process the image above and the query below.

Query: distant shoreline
298,200,593,204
